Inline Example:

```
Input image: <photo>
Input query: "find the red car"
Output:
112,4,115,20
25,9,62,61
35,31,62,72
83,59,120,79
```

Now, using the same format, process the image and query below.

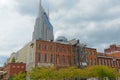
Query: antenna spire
38,0,42,17
40,0,41,6
48,7,50,20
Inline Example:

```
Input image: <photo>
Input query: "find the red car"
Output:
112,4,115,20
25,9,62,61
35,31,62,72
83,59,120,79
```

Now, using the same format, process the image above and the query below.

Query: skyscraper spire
38,0,42,17
32,0,54,41
47,7,50,20
40,0,41,5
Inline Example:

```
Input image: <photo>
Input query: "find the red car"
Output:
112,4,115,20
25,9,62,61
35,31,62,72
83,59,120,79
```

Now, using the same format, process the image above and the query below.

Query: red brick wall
35,40,78,68
104,44,120,53
3,63,26,79
86,48,97,66
97,57,120,69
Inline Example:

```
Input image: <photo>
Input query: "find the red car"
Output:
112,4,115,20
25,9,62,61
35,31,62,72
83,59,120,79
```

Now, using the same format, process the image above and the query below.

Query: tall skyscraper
32,0,54,41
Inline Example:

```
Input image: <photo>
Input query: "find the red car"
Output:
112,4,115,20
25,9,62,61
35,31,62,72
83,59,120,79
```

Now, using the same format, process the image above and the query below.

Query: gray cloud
15,0,39,16
0,0,120,66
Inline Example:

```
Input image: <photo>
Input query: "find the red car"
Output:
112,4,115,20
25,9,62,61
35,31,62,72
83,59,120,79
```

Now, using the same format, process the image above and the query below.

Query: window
62,55,65,64
112,61,114,67
117,61,119,67
113,61,116,67
66,48,69,54
102,59,104,65
94,59,96,65
73,56,76,64
86,58,88,65
12,66,15,68
44,54,48,63
21,66,24,69
108,60,111,66
38,53,41,62
45,45,48,50
57,55,60,64
68,56,70,64
17,66,20,68
99,59,101,65
50,54,53,63
38,44,42,49
56,47,60,52
93,52,95,55
105,60,107,66
91,52,92,55
50,45,53,51
62,47,64,52
90,58,92,65
72,48,75,54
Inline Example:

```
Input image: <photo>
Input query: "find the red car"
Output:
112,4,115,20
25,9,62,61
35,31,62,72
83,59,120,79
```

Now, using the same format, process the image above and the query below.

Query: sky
0,0,120,66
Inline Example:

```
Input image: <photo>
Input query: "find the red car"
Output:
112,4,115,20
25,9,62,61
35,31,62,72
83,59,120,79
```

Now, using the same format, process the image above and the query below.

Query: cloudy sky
0,0,120,66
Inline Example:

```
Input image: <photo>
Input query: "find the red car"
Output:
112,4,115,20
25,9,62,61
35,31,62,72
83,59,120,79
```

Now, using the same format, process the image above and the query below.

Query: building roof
97,52,105,56
108,52,120,58
97,52,113,58
97,52,120,59
104,44,120,53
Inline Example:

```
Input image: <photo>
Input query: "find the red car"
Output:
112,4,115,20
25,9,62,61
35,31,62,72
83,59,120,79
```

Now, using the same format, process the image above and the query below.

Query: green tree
11,57,16,63
28,67,41,80
85,65,117,80
13,72,26,80
28,66,117,80
28,66,56,80
58,67,76,79
8,76,14,80
58,67,86,80
75,68,87,79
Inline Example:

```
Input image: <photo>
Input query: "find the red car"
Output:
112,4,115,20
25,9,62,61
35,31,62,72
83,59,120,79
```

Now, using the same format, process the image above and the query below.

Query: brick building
85,45,120,71
33,40,87,69
15,39,87,71
86,48,97,66
3,63,26,80
104,44,120,53
8,39,120,72
97,52,120,71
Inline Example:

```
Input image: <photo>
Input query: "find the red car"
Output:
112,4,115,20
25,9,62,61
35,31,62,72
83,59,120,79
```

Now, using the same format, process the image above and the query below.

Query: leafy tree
28,66,117,80
28,66,56,80
57,67,86,80
85,65,117,80
75,68,87,79
13,72,26,80
11,57,16,63
8,76,14,80
28,67,41,80
58,67,76,79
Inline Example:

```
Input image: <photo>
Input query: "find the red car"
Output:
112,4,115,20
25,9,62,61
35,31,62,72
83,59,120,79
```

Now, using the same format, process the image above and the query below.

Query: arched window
44,54,48,63
38,44,42,49
38,53,41,62
50,54,53,63
62,55,65,64
57,55,60,64
62,47,64,52
44,45,48,50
